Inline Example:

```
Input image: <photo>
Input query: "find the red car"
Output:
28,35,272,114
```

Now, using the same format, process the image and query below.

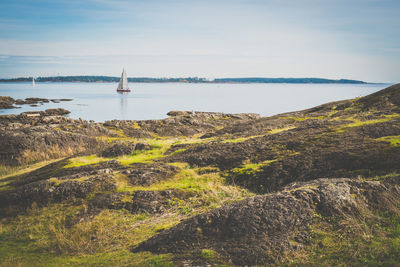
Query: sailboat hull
117,89,131,93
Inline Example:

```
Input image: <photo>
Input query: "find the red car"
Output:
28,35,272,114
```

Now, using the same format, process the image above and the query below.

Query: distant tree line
0,76,367,84
213,78,366,84
0,76,208,83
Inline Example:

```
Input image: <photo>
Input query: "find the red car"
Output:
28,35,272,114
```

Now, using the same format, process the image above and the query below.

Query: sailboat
116,69,131,93
32,77,35,86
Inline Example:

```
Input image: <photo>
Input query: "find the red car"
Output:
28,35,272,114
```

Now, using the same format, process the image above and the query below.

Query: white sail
32,77,35,86
117,69,130,91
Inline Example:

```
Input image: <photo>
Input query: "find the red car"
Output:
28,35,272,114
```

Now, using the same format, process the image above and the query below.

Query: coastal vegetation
0,84,399,265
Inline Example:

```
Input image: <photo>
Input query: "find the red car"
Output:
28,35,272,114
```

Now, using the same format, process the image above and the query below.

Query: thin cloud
0,0,398,82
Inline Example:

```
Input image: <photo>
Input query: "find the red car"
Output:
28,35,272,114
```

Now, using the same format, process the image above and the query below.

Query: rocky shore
0,96,72,109
0,84,399,266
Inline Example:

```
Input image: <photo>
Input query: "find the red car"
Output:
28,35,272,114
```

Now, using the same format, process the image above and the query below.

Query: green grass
0,161,253,266
117,146,168,165
167,148,187,156
287,216,400,266
201,249,216,260
116,164,252,197
230,160,277,175
63,155,106,168
0,204,175,266
285,196,400,266
63,135,222,169
327,109,340,118
335,114,400,133
114,164,253,217
376,135,400,147
280,116,324,121
132,122,141,129
222,135,264,143
267,125,296,134
0,158,65,179
64,141,172,168
0,158,67,191
363,172,399,182
0,248,173,267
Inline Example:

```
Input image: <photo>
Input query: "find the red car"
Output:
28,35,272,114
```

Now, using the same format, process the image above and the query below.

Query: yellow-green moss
117,146,167,165
64,140,172,168
167,148,187,156
376,135,400,147
335,114,400,133
201,249,216,260
267,125,296,134
231,159,277,175
280,116,324,121
132,122,141,129
63,155,106,168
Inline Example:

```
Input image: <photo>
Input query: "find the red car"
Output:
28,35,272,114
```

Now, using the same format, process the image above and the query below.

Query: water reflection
120,94,128,119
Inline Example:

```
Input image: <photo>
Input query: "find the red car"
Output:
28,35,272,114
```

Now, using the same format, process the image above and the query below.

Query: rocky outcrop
100,142,150,157
1,84,400,265
358,83,400,111
8,160,126,187
133,177,400,265
0,125,100,166
0,96,16,109
0,96,74,109
0,113,108,166
90,189,191,214
0,175,116,210
43,108,71,116
103,111,261,138
124,163,179,186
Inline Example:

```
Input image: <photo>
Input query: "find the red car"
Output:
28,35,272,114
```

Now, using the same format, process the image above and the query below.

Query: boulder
0,96,15,109
43,108,71,116
100,142,150,157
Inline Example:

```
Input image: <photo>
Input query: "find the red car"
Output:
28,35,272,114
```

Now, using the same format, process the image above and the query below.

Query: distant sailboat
116,69,131,93
32,77,35,86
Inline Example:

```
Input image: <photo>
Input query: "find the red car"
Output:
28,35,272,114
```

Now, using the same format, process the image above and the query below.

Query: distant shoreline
0,76,372,84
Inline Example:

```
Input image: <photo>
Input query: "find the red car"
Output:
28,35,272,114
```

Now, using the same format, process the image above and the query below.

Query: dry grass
1,205,174,265
11,144,84,167
2,204,172,256
0,158,66,179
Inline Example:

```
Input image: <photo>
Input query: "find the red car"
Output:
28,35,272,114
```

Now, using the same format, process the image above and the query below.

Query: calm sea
0,82,390,122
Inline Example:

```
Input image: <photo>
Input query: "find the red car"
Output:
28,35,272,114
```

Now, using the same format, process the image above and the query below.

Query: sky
0,0,399,82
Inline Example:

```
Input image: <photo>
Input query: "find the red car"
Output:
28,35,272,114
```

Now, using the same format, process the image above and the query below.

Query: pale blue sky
0,0,399,82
